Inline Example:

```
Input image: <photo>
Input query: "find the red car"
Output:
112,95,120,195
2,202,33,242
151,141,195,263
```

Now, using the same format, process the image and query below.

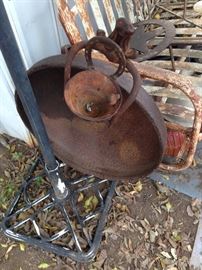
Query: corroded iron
96,18,176,62
131,19,176,61
64,36,141,122
16,53,166,180
130,61,202,171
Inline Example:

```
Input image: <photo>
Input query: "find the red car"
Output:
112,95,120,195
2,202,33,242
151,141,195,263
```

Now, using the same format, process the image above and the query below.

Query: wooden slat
159,48,202,59
103,0,116,30
144,85,189,100
75,0,95,39
145,60,202,73
113,0,125,18
159,3,195,10
186,76,202,86
169,18,202,25
125,0,135,22
175,27,202,35
157,102,194,120
57,0,81,44
150,37,202,46
160,10,197,19
89,0,108,34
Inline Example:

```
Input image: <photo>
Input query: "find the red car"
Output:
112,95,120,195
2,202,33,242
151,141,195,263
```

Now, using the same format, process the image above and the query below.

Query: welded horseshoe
64,36,142,122
85,36,126,79
130,19,176,62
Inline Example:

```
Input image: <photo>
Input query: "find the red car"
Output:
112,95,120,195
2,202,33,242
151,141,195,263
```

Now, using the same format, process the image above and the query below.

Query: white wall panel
0,0,63,143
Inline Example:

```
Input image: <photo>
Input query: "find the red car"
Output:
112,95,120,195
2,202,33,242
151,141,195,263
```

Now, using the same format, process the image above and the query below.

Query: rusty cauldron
16,37,167,180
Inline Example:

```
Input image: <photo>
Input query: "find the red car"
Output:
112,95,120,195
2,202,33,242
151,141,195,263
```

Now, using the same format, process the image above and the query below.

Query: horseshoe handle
64,37,142,120
84,36,126,79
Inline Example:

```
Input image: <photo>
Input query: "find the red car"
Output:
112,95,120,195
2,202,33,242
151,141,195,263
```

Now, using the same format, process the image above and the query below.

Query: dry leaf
155,183,170,195
171,248,177,260
149,230,157,243
134,181,143,192
10,144,16,153
0,243,8,248
92,249,107,268
84,195,98,213
77,192,84,202
187,205,194,217
187,244,192,252
5,244,17,260
4,170,10,178
19,243,25,251
166,202,172,212
160,251,172,259
162,175,170,181
38,262,50,269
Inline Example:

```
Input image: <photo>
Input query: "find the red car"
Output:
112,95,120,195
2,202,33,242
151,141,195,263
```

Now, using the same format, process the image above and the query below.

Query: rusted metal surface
64,36,144,122
103,0,116,31
16,54,166,180
57,0,81,44
131,19,176,61
165,127,187,158
96,18,175,62
64,37,127,121
75,0,95,39
131,61,202,172
107,18,135,57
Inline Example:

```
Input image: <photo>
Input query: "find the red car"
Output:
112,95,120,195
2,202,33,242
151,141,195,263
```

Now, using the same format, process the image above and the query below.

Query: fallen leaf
154,13,161,19
134,181,143,192
187,244,192,252
92,249,107,268
38,262,50,269
149,230,157,243
155,183,170,195
165,202,172,212
160,251,172,259
187,205,194,217
4,170,10,178
0,243,8,248
77,192,84,202
19,243,25,251
171,248,177,260
84,195,99,213
5,244,17,260
10,144,16,153
162,175,170,181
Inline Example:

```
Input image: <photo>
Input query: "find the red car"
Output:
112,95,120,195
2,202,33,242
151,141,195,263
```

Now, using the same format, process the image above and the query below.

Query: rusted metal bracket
131,61,202,172
97,18,175,62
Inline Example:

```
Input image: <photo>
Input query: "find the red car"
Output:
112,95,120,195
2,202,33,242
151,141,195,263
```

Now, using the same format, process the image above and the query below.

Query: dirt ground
0,135,201,270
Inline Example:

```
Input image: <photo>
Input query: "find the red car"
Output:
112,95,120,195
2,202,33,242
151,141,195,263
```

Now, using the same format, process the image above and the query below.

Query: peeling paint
89,0,108,34
57,0,81,44
103,0,116,30
75,0,95,39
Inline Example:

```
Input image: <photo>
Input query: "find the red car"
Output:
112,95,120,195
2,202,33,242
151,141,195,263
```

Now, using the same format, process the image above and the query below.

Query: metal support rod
156,4,202,30
169,45,176,72
183,0,187,19
0,1,68,200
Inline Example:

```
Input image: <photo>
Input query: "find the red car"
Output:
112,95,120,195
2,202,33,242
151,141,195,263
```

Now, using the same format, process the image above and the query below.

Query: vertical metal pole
183,0,187,19
0,1,68,199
